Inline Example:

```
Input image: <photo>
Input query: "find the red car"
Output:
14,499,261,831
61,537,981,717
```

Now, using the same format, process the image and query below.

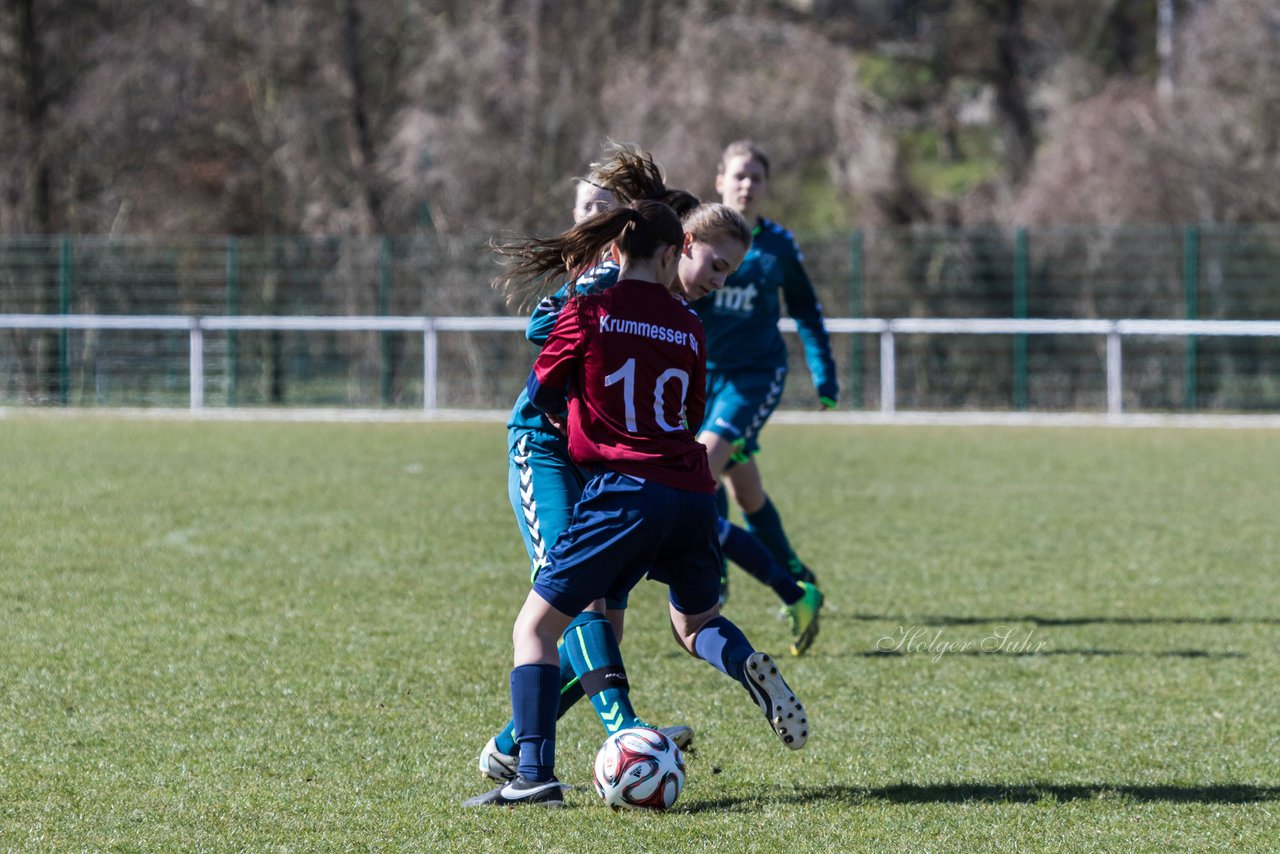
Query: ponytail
585,143,701,213
493,200,684,308
494,144,698,308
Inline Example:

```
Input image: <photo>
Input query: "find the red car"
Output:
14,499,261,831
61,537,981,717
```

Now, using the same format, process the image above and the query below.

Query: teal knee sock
563,611,642,735
745,495,802,577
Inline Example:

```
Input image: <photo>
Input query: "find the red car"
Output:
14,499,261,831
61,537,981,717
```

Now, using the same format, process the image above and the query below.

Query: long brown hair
495,144,697,308
493,200,684,308
588,143,700,217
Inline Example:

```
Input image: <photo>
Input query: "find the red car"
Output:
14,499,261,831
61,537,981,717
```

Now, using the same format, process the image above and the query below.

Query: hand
544,412,568,436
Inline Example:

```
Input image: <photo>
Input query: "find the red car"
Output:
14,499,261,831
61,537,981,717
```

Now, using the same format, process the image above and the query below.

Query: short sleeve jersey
507,261,620,437
528,279,715,494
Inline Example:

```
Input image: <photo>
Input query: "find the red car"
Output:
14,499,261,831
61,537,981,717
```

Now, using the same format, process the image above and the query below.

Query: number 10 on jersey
604,358,690,433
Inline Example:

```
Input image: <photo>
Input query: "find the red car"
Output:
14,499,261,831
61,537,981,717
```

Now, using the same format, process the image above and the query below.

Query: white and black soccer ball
592,726,686,810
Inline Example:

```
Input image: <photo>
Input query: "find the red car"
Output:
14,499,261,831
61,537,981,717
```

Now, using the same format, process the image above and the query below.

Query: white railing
5,314,1280,413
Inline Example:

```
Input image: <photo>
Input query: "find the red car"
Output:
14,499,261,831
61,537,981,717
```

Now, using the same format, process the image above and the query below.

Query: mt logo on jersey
713,283,758,312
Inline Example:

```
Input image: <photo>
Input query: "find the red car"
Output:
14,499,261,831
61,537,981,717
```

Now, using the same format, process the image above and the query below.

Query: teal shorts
507,427,630,609
700,367,787,461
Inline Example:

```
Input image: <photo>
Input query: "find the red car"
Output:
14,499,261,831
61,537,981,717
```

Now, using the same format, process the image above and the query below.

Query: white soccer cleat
743,651,808,750
655,724,695,752
477,736,519,782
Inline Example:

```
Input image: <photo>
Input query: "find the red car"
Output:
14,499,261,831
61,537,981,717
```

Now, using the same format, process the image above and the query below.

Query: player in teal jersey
693,141,835,647
477,147,817,781
572,176,613,223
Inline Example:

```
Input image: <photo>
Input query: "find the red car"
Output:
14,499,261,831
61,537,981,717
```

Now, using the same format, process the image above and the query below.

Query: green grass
2,415,1278,851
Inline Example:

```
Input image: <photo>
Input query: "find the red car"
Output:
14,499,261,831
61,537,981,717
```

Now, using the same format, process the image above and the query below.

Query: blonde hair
682,202,752,250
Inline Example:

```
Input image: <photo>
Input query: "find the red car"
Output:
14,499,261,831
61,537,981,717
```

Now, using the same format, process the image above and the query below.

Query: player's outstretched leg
716,519,822,656
715,486,731,605
691,615,809,750
745,493,821,589
718,517,801,600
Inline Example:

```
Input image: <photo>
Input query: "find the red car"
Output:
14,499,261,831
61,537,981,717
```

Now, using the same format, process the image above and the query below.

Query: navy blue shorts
533,471,722,618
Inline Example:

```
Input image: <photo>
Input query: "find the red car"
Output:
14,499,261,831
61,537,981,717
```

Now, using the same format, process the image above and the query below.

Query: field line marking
6,406,1280,429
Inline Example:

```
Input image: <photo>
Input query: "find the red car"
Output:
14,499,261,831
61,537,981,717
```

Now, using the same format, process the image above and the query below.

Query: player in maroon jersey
465,198,808,808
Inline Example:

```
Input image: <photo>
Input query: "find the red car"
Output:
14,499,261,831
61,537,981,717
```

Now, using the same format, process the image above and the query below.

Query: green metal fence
3,226,1279,411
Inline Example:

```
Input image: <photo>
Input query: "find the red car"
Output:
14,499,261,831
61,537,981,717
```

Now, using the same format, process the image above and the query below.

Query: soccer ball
592,726,686,810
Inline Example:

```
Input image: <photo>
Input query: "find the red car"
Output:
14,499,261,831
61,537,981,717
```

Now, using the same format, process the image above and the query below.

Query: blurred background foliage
5,0,1279,239
5,1,1280,410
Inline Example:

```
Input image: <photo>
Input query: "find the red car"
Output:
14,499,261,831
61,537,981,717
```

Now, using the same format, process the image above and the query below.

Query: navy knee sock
511,663,562,782
720,521,804,605
493,628,585,756
692,615,755,690
745,496,802,577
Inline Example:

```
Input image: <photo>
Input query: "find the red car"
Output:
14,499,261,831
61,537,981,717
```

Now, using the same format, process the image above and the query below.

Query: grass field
2,414,1278,851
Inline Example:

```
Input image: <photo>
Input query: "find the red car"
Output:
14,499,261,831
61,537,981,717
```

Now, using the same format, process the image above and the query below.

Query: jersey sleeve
526,300,586,414
525,287,570,346
778,238,839,403
525,263,619,345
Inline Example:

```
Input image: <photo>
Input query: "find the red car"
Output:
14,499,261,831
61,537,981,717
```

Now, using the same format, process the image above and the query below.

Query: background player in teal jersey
693,140,836,647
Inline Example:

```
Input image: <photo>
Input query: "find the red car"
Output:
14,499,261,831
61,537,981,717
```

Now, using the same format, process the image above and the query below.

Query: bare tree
4,0,1268,249
1,0,118,399
1173,0,1280,223
1014,0,1280,227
